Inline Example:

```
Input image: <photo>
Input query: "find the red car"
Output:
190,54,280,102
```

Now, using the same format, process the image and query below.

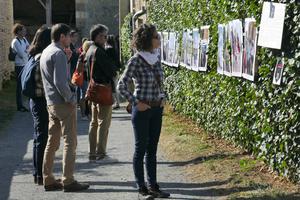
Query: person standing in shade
106,34,121,110
40,23,89,192
85,24,117,162
11,23,30,112
118,23,170,200
28,26,52,186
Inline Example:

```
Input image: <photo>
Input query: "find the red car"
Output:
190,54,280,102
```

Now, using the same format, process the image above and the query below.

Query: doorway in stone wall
13,0,75,42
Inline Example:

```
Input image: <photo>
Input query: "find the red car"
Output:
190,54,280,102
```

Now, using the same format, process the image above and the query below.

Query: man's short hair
90,24,108,41
51,23,71,42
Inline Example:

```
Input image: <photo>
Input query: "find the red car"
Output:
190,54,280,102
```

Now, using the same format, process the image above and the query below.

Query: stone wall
0,0,14,90
76,0,119,38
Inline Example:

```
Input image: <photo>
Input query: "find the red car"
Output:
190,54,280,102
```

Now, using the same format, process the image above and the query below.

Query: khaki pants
43,103,77,186
89,103,112,156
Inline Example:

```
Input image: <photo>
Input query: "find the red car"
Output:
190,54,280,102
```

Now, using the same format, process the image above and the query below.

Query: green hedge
121,0,300,182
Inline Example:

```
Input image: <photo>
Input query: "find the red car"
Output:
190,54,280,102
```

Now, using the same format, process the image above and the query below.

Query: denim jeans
131,105,163,188
15,65,24,109
30,97,48,179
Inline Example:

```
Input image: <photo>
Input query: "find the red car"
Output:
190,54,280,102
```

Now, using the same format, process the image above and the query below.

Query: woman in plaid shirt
118,24,170,200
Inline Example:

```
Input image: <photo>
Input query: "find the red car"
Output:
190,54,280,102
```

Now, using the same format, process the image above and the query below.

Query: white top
137,48,160,65
11,37,30,66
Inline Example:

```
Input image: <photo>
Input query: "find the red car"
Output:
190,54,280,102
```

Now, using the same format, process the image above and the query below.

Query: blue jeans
15,65,24,109
131,105,163,188
30,97,49,179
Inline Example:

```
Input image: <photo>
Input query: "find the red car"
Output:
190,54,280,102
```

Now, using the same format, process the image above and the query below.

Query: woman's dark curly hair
132,23,157,51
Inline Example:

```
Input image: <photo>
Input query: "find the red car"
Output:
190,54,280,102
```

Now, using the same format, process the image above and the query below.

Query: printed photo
230,19,243,77
217,24,225,74
162,32,169,63
158,32,163,60
242,18,257,81
223,23,232,76
180,30,188,68
192,28,200,71
273,58,284,85
162,32,178,67
173,33,180,66
198,26,210,71
186,29,193,69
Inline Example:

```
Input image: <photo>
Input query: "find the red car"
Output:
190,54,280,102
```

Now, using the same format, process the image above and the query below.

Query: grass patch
0,80,17,133
160,105,300,199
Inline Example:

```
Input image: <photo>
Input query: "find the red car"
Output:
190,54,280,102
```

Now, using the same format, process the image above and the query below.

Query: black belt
140,100,161,107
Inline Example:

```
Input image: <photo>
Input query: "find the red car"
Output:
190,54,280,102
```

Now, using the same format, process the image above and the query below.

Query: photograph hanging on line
180,30,188,68
273,57,284,85
158,32,163,60
257,2,286,49
162,32,169,64
198,26,210,72
192,28,200,71
230,19,243,77
173,33,180,66
186,29,193,70
164,32,177,67
223,23,232,76
242,18,258,81
217,24,225,74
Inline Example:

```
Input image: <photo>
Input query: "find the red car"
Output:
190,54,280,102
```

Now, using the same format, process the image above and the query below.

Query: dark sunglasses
153,34,160,39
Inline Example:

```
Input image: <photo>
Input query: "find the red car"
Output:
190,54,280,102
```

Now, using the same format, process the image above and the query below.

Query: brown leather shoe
44,180,63,191
63,181,89,192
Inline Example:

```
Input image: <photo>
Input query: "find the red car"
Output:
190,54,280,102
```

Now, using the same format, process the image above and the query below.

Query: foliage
120,13,133,65
121,0,300,182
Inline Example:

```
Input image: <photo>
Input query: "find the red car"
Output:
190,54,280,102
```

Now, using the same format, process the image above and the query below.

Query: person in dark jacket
28,26,51,185
106,34,121,109
85,24,117,162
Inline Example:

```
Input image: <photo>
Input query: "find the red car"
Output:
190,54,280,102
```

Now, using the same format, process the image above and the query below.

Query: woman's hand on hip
136,101,151,111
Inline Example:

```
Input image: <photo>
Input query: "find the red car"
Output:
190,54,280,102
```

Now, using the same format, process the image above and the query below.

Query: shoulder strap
89,47,98,81
16,37,22,45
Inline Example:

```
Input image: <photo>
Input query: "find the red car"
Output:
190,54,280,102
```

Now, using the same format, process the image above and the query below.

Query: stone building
0,0,14,90
76,0,119,37
0,0,119,89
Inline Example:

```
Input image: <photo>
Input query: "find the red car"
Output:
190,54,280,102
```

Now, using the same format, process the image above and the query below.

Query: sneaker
96,154,106,160
113,104,120,110
148,184,170,198
63,181,89,192
138,186,154,200
37,177,43,185
44,180,63,191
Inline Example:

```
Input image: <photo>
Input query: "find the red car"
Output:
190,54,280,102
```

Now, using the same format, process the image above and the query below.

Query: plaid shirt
118,54,165,105
34,55,45,97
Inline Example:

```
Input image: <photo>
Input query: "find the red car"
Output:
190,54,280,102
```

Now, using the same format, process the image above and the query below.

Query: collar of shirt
137,49,160,65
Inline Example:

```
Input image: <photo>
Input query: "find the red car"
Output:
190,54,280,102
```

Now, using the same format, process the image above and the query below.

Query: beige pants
89,103,112,156
43,103,77,186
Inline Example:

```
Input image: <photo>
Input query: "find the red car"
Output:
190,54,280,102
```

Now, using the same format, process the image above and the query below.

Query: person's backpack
20,54,41,98
8,38,21,61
